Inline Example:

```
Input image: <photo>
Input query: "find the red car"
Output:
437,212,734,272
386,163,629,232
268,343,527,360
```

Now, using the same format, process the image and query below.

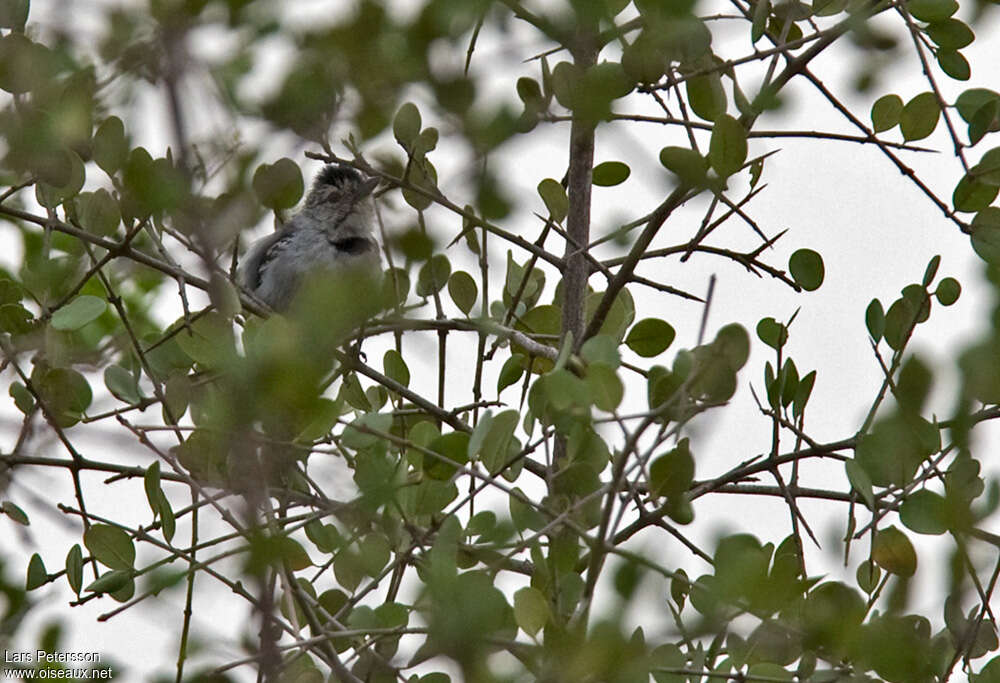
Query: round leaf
872,526,917,577
253,159,304,210
935,277,961,305
900,489,949,535
789,249,824,291
417,254,451,297
514,587,550,636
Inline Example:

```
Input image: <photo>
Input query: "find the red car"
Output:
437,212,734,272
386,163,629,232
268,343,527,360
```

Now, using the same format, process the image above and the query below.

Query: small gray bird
239,165,381,311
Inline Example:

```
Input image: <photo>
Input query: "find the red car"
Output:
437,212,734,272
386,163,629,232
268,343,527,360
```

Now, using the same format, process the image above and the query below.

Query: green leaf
925,19,974,50
498,355,525,392
252,158,304,210
789,249,824,291
156,490,175,543
537,178,568,222
84,524,136,570
65,544,83,595
93,116,127,176
866,298,885,340
448,270,478,315
955,174,1000,214
425,432,470,480
26,553,47,590
626,318,676,357
709,114,748,178
383,349,410,387
871,94,903,132
899,92,940,141
76,189,122,236
51,295,106,331
393,102,422,148
846,459,875,509
659,146,708,186
971,147,1000,187
937,50,970,81
144,461,162,517
752,0,771,43
592,161,631,186
1,500,28,525
793,370,816,419
514,587,550,637
85,569,132,594
935,277,961,305
872,526,917,577
586,363,624,412
581,335,621,368
9,381,33,413
856,561,881,594
0,0,29,29
416,254,451,297
900,489,949,535
104,365,142,404
907,0,958,22
649,438,695,500
35,367,92,427
35,150,86,208
479,410,521,475
687,73,727,122
756,317,788,350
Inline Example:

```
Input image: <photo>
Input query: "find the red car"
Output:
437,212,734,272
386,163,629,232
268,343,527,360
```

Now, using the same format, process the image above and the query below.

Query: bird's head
301,164,379,236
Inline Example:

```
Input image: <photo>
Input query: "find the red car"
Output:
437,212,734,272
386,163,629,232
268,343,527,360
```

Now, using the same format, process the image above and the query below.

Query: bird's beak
358,176,380,198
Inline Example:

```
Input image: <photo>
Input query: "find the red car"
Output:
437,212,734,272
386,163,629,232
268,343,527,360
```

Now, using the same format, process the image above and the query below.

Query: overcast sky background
2,0,1000,680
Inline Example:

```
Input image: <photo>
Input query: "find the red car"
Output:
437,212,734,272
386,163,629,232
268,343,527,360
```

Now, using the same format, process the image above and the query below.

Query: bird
238,164,381,312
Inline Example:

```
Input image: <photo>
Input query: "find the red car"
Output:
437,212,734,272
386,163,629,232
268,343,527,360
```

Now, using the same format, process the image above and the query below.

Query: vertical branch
561,29,598,351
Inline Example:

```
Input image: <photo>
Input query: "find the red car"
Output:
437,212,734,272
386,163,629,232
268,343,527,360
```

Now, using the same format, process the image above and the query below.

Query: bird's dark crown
315,165,362,190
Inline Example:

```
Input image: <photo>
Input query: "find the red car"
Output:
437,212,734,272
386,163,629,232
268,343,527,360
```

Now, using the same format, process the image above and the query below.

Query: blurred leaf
514,587,549,636
900,489,949,535
537,178,568,222
709,114,748,178
659,146,708,187
586,363,623,412
872,526,917,577
417,254,451,297
649,438,695,500
252,158,303,210
51,295,106,331
93,116,127,176
0,0,29,29
393,102,422,149
76,189,122,237
687,73,727,122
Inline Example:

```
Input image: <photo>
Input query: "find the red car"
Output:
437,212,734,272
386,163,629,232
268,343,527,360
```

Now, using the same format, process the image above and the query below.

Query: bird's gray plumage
239,165,380,311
